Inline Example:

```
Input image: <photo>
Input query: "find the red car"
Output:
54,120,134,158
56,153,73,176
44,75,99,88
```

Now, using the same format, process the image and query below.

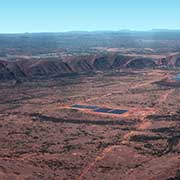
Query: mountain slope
1,53,180,81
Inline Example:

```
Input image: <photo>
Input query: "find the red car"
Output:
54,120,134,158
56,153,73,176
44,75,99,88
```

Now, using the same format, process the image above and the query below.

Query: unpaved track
76,107,156,180
76,146,115,180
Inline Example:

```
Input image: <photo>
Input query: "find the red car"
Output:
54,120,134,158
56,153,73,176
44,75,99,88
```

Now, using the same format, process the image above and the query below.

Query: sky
0,0,180,33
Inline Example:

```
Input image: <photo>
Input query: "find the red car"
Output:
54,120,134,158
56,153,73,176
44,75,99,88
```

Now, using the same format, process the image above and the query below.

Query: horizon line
1,29,180,35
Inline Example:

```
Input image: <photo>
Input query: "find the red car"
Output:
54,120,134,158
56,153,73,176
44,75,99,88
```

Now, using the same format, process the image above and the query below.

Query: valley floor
0,69,180,180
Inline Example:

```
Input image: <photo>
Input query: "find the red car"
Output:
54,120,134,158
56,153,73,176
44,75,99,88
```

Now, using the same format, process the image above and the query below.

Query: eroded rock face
26,60,73,77
158,58,169,66
175,56,180,67
4,53,180,81
126,57,157,68
0,60,26,80
93,57,112,70
164,53,180,67
6,62,26,78
112,55,131,68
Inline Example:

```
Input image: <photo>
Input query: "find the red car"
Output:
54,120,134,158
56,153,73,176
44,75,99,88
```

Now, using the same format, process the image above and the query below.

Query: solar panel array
72,104,128,115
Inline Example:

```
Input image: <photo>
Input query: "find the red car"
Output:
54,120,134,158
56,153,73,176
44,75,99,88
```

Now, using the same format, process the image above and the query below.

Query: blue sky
0,0,180,33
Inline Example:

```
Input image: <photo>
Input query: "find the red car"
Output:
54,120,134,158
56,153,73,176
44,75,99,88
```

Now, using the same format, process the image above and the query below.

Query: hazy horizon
1,29,180,35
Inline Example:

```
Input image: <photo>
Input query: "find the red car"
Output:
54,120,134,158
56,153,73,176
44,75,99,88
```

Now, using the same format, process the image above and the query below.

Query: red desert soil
1,69,180,179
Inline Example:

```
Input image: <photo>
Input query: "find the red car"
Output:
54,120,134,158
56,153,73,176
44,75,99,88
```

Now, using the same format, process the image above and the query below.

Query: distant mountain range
1,30,180,53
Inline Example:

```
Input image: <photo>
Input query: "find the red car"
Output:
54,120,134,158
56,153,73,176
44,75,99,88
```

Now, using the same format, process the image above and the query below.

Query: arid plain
1,68,180,180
